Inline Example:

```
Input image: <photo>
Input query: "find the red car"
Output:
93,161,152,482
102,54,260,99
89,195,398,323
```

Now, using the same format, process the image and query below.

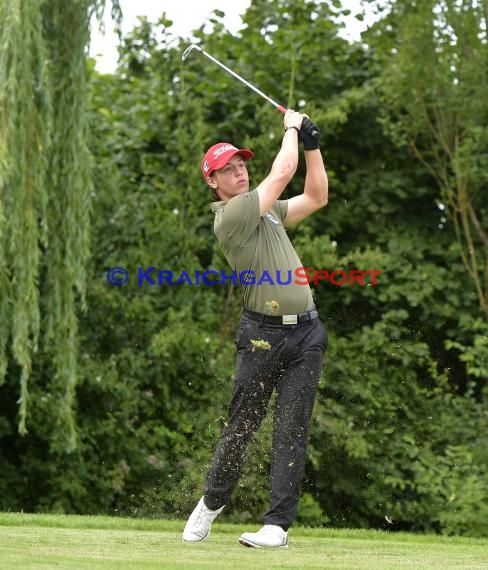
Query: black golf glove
299,117,320,150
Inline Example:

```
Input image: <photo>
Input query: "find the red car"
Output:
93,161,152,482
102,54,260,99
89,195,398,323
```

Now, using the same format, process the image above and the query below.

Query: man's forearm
304,150,328,205
255,110,305,215
270,128,299,182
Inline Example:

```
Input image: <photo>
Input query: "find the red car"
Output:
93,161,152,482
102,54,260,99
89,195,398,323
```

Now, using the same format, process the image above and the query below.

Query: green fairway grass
0,513,487,569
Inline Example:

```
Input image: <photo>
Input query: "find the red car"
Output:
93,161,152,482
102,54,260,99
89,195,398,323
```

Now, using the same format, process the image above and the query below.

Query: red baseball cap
201,142,254,178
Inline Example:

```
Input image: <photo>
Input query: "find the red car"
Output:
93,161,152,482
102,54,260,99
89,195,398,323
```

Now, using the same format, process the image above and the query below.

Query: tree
365,0,488,317
0,0,121,450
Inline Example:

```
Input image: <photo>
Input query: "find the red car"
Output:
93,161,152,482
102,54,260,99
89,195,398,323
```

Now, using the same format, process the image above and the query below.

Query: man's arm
255,109,305,216
284,150,328,226
284,118,328,226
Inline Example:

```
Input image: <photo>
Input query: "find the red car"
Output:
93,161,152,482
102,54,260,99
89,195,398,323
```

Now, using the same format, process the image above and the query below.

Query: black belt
243,307,318,325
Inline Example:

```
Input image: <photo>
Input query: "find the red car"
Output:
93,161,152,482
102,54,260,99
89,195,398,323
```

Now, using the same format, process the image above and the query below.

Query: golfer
183,109,328,548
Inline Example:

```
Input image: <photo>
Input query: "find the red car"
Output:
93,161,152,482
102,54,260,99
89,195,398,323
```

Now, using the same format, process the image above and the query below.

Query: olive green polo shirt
210,189,314,315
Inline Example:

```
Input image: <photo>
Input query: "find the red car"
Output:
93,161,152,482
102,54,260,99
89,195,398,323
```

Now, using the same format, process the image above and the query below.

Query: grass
0,513,487,569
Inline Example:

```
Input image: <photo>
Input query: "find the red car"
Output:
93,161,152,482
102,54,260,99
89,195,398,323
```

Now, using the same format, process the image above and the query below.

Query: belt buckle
282,314,298,325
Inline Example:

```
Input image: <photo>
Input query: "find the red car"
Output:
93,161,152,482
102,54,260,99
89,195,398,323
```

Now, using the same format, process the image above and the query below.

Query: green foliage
0,0,121,449
365,0,488,316
309,309,488,536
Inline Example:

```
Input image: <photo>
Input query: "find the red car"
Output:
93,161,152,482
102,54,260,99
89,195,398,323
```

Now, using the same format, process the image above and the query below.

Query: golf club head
182,44,202,61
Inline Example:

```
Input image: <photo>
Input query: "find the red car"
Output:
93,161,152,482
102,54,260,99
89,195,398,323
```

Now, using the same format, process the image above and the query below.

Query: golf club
182,44,319,138
182,43,286,113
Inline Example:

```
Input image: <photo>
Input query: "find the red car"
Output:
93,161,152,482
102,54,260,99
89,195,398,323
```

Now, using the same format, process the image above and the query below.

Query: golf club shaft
193,46,286,114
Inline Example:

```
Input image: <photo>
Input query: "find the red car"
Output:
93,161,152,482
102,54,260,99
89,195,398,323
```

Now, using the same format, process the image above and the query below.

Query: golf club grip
302,117,319,139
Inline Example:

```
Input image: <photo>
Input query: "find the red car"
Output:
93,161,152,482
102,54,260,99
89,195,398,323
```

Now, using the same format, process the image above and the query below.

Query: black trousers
204,311,328,531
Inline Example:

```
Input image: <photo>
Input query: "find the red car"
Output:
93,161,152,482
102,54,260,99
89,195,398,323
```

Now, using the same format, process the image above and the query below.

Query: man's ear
205,176,217,189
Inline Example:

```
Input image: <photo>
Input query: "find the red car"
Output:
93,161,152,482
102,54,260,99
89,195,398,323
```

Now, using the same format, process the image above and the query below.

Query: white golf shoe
182,497,225,542
239,524,289,548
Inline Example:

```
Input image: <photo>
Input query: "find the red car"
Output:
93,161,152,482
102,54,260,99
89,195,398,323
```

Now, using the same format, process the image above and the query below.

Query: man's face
207,154,249,200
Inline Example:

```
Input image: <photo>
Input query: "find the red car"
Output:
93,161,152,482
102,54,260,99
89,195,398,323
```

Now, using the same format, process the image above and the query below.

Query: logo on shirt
265,212,280,225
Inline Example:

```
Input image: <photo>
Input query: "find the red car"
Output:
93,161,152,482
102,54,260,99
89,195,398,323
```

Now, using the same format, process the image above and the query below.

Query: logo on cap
213,144,237,158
